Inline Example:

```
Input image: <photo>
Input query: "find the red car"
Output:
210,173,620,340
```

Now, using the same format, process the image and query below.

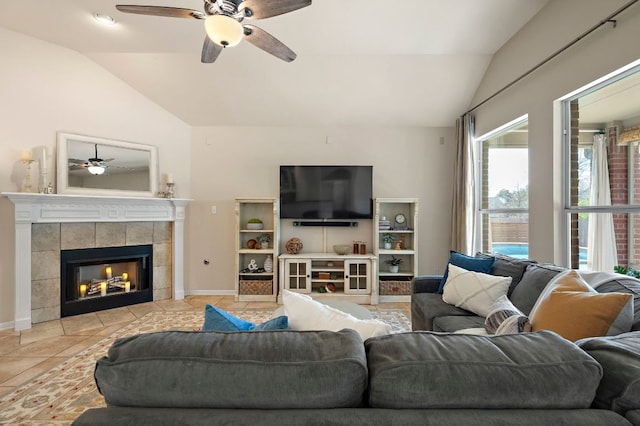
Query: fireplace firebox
60,244,153,317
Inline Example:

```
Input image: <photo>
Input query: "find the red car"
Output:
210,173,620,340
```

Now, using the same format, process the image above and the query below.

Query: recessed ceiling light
94,13,116,26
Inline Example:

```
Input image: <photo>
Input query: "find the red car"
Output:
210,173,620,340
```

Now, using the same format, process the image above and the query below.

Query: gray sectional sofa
73,326,639,425
410,253,640,425
411,253,640,333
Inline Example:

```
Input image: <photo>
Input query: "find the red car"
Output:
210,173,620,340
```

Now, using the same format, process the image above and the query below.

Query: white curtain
449,114,476,254
587,133,618,271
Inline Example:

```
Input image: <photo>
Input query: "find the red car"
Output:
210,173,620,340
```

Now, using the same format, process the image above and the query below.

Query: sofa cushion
442,264,511,317
365,330,602,409
593,277,640,331
201,304,288,331
411,293,476,331
437,251,494,294
282,290,391,339
484,295,530,334
510,263,566,315
94,329,368,409
577,331,640,416
433,315,486,332
476,252,537,296
530,270,633,341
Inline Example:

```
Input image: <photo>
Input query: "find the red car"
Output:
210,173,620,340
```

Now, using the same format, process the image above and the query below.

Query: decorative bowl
333,244,351,255
247,223,263,230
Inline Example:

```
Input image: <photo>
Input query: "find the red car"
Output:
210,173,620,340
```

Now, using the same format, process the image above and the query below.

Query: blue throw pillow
437,251,495,294
202,304,288,332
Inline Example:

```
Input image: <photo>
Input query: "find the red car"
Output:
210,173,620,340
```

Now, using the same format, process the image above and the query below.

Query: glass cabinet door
345,260,370,294
286,259,311,293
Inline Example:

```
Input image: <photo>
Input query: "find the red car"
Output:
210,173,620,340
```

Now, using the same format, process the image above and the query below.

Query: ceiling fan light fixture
87,165,106,175
205,15,243,47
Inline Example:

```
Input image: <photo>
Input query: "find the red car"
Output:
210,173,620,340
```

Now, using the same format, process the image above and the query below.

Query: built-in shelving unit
234,198,279,302
374,198,419,302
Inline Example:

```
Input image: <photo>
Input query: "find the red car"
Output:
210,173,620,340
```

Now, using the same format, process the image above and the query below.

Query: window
562,64,640,271
476,117,529,257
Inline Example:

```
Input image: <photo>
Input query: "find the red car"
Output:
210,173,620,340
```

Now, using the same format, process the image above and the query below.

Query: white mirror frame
56,132,159,198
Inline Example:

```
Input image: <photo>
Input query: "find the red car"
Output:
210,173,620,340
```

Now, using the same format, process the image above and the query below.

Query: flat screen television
280,165,373,220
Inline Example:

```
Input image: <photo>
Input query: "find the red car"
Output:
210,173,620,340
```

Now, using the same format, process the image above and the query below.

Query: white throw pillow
442,264,512,317
282,290,392,340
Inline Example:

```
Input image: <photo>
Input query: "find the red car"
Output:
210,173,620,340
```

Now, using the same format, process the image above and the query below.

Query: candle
21,150,32,161
80,284,87,298
166,173,174,184
105,266,112,279
122,272,128,281
125,281,131,293
100,282,107,296
41,148,47,175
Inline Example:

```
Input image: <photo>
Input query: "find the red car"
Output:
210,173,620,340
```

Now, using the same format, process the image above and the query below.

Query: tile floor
0,296,410,397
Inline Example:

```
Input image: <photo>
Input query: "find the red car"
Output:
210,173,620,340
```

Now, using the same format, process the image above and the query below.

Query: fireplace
61,244,153,317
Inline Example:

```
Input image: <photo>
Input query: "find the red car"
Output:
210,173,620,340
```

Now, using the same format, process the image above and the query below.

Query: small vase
264,255,273,273
389,265,399,273
384,242,392,249
261,242,269,249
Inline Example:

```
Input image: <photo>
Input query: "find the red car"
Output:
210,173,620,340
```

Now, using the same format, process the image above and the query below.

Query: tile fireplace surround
2,193,189,331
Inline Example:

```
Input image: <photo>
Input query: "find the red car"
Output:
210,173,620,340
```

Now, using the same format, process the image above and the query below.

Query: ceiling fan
68,144,113,175
115,0,312,63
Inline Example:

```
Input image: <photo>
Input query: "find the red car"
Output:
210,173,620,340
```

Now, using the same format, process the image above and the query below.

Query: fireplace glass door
61,244,153,317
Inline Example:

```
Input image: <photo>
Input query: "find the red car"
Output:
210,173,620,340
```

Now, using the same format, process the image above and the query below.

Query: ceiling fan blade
243,25,296,62
239,0,311,20
115,5,205,20
201,36,223,63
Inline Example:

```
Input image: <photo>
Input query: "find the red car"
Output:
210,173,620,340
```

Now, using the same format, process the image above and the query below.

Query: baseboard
0,320,15,331
185,290,236,296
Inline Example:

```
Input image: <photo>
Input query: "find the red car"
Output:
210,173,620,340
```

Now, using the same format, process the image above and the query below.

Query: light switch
211,205,217,214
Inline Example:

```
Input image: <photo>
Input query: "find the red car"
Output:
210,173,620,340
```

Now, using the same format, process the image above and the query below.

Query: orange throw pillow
529,270,632,342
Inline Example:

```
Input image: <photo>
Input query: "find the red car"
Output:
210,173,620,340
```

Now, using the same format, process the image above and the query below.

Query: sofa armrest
577,331,640,417
412,275,443,294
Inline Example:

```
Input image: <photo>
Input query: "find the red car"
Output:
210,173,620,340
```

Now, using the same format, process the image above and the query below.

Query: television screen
280,166,373,220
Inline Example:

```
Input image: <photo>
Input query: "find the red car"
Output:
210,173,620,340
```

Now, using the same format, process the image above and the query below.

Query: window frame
474,115,529,255
561,63,640,269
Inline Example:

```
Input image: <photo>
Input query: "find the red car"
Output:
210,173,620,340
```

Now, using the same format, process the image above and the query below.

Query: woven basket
379,280,412,295
239,280,273,295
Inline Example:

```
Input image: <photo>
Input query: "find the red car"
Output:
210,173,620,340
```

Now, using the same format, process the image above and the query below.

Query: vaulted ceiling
0,0,550,127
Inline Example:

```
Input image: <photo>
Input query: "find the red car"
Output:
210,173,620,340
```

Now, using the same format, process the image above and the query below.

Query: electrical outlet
211,205,217,214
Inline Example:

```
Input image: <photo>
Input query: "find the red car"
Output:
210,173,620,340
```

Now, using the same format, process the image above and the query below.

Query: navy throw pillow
437,251,495,294
202,304,288,332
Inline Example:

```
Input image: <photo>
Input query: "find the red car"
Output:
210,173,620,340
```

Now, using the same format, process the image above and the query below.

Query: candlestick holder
165,182,175,199
21,159,35,193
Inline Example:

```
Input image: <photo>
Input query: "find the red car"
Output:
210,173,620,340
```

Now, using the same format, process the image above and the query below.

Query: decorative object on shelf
333,244,351,255
257,234,271,249
393,213,410,230
379,216,391,230
326,283,336,292
359,242,366,255
20,150,34,193
285,237,303,254
382,233,395,249
247,239,257,249
38,148,48,194
385,256,403,273
247,218,264,230
394,240,404,250
247,259,258,271
263,255,273,273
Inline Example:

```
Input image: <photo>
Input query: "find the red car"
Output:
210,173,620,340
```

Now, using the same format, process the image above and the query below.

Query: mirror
56,132,158,197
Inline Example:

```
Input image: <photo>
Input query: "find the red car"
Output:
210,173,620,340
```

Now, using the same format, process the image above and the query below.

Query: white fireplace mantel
2,192,190,331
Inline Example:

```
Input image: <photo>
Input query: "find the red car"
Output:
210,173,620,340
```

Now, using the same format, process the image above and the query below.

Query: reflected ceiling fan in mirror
68,144,113,175
115,0,312,63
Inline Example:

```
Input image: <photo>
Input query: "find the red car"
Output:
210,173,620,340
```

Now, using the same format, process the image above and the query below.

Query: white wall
187,127,455,293
470,0,640,263
0,27,191,327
